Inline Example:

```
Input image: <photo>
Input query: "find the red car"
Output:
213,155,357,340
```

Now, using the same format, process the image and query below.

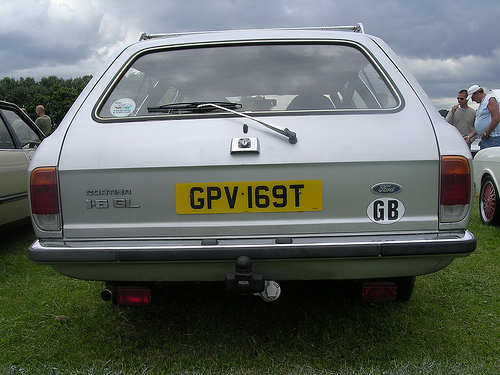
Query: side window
358,64,397,108
102,69,180,118
0,117,15,149
3,110,41,148
352,91,368,109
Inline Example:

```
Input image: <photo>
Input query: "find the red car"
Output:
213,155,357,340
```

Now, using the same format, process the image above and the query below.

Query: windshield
97,42,399,119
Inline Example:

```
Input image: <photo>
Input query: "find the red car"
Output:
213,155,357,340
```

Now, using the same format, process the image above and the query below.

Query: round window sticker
110,98,136,117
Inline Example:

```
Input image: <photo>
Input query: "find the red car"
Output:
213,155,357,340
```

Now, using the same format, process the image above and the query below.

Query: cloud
401,46,500,109
1,0,499,111
0,0,130,78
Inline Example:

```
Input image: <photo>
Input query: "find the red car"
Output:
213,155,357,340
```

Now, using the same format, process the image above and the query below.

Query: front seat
287,94,334,110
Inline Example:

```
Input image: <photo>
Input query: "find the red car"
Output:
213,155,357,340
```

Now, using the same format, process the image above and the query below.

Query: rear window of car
2,109,41,148
97,42,400,120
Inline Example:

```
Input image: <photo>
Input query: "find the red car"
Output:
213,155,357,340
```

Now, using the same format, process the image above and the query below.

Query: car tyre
393,276,415,301
479,176,500,225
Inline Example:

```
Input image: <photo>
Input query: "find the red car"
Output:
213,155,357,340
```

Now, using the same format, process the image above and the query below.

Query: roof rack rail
138,23,365,41
139,30,215,41
281,24,365,33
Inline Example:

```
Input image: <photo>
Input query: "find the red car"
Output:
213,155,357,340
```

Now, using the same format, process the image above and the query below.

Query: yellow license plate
175,180,322,214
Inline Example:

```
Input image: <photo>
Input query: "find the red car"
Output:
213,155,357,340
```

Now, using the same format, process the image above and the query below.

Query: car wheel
480,176,500,225
393,276,415,301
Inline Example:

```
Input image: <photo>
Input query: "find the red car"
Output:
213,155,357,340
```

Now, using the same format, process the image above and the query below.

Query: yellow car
0,101,44,230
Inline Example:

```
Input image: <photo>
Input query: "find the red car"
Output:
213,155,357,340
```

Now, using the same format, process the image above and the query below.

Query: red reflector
361,283,397,302
116,287,152,306
30,167,59,215
440,156,470,206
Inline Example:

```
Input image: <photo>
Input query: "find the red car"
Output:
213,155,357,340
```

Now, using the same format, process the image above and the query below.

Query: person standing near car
464,85,500,149
446,89,476,145
35,105,52,136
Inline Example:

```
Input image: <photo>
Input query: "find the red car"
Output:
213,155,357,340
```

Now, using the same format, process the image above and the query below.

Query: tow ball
225,256,281,302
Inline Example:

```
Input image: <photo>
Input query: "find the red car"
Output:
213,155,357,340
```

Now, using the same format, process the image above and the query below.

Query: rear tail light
440,156,471,222
116,287,152,306
30,167,61,231
361,282,397,302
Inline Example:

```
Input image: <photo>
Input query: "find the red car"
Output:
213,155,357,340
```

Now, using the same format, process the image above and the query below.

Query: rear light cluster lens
30,167,61,231
31,167,59,214
440,156,471,222
441,156,470,205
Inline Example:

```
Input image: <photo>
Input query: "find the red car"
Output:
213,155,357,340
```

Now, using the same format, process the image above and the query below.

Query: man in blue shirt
464,85,500,149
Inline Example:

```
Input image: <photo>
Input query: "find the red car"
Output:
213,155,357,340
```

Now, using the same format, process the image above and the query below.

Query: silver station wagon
28,25,476,305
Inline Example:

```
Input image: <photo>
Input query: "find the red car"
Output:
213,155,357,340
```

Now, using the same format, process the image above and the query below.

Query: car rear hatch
55,37,442,241
57,110,439,240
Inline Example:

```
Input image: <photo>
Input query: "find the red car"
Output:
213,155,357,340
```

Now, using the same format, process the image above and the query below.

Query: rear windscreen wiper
148,101,297,144
148,101,242,113
198,103,297,144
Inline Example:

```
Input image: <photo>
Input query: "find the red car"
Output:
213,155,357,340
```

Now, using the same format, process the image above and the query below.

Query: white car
474,147,500,225
471,137,481,156
28,25,476,305
0,101,44,230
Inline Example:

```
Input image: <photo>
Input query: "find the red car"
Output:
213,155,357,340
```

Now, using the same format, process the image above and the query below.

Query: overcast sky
1,0,499,110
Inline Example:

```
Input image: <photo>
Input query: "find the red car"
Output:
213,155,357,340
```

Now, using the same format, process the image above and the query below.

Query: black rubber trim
0,192,27,204
380,238,476,256
118,243,379,261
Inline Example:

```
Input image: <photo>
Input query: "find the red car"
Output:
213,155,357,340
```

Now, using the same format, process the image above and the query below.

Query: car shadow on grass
103,279,406,360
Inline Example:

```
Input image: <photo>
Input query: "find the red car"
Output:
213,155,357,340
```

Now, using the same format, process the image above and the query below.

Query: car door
0,107,42,226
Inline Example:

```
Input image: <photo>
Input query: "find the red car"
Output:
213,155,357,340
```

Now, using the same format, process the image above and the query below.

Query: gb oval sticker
367,198,405,224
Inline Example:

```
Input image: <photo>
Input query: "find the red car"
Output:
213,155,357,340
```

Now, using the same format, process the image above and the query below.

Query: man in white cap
464,85,500,149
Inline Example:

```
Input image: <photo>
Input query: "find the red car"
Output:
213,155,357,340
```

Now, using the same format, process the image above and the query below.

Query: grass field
1,198,499,374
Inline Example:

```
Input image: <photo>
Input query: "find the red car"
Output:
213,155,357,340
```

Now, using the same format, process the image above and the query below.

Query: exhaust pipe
100,288,114,302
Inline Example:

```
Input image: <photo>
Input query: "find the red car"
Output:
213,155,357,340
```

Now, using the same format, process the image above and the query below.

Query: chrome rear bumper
29,230,476,263
28,231,476,282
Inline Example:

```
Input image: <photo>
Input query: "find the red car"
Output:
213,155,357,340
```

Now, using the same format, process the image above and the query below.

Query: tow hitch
225,256,281,302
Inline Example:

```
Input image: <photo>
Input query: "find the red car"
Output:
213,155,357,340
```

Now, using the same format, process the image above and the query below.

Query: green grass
1,197,499,374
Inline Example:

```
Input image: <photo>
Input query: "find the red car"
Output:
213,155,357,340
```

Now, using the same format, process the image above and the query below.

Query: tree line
2,75,452,125
0,75,92,127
